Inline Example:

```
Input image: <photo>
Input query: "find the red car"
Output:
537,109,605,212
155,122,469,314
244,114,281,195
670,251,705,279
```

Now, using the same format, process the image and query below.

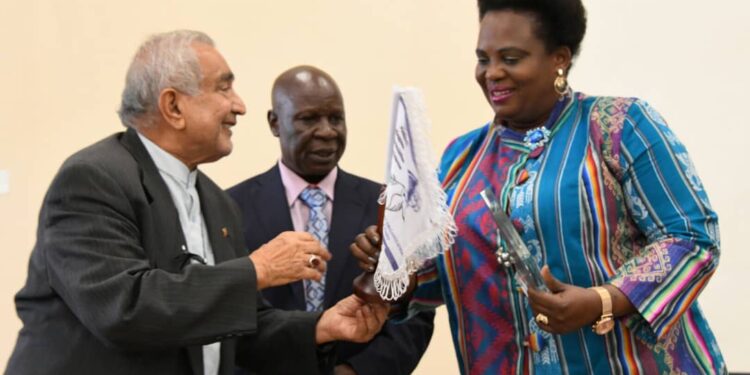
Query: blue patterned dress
399,93,726,374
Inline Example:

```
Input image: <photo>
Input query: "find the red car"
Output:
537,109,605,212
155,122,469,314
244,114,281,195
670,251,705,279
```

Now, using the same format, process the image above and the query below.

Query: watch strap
591,286,613,317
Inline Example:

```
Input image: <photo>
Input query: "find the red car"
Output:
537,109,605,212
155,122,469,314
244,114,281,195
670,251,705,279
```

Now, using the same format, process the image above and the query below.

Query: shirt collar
277,160,337,207
137,132,197,189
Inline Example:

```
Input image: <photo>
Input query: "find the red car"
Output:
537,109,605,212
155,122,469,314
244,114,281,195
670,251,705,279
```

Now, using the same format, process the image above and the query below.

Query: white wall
1,0,747,372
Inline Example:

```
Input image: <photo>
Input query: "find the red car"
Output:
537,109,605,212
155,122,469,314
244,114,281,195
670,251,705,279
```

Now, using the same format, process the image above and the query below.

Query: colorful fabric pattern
403,93,726,374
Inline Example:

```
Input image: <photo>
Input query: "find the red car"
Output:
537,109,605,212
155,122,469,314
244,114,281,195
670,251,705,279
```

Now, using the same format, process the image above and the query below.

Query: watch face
595,319,615,335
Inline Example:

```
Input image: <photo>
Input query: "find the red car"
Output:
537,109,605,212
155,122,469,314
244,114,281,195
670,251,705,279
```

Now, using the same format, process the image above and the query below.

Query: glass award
479,187,548,294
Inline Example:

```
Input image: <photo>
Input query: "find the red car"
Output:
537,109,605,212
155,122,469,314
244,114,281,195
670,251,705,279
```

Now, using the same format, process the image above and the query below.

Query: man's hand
315,295,388,344
350,225,380,272
249,231,331,290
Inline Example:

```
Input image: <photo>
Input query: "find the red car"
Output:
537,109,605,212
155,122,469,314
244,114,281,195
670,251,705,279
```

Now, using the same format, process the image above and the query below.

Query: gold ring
307,254,321,268
535,313,549,325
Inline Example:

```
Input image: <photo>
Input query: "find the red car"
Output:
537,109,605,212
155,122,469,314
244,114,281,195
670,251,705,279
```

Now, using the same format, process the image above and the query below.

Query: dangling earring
554,68,568,98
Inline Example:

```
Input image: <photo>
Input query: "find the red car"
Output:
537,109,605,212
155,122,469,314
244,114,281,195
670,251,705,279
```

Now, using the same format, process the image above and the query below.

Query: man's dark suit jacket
6,129,331,375
227,165,435,375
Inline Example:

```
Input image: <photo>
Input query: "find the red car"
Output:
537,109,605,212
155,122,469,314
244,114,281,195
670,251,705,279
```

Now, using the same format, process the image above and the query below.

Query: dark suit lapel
256,166,306,308
187,346,204,375
120,128,189,272
325,170,369,308
254,166,296,241
120,128,204,375
218,338,236,375
197,173,236,263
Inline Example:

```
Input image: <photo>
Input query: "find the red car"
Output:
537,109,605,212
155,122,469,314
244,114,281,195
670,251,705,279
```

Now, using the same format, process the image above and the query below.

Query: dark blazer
227,165,434,375
6,129,329,375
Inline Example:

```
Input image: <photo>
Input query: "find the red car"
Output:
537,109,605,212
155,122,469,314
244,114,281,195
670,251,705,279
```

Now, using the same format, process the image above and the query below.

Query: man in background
6,31,387,375
227,65,434,375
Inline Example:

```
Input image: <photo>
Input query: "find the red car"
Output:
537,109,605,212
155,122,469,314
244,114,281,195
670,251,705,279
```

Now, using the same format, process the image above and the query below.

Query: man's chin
220,141,233,156
300,165,336,183
199,147,232,166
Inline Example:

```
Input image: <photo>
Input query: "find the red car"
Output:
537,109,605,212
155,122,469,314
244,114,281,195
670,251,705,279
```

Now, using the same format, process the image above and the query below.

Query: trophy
479,187,548,293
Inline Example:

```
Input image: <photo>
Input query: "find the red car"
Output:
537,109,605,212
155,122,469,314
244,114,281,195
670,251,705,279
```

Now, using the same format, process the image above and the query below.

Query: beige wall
1,0,748,372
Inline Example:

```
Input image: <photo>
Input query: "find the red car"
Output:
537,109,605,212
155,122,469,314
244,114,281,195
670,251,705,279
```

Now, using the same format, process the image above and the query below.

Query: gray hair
117,30,214,128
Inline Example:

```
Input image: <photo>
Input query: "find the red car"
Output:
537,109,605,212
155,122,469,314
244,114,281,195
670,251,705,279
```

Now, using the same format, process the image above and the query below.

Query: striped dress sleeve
607,99,720,342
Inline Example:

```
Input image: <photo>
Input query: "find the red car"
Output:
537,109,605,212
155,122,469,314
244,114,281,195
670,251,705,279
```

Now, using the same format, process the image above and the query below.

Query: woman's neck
504,114,550,132
501,95,559,131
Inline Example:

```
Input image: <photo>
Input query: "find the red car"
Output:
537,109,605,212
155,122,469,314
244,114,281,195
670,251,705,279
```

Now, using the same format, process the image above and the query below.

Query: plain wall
1,0,748,372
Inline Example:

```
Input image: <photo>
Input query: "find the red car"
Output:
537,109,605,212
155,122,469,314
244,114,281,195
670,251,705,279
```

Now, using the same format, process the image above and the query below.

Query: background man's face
272,75,347,181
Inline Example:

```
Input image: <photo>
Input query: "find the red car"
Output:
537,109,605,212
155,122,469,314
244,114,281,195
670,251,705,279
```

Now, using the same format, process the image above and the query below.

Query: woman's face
475,10,570,130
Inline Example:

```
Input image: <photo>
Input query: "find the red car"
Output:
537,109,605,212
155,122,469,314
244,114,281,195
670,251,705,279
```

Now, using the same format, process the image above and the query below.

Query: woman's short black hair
478,0,587,58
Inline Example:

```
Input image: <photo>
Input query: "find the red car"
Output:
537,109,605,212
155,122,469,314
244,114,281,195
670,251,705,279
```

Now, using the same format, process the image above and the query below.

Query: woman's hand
527,266,602,334
349,225,380,272
528,266,637,335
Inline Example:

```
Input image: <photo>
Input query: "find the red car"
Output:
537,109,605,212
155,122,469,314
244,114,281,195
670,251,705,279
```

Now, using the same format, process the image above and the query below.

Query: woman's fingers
364,225,380,246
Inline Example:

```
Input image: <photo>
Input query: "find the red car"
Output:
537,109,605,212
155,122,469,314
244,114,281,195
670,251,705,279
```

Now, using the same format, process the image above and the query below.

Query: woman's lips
489,88,514,104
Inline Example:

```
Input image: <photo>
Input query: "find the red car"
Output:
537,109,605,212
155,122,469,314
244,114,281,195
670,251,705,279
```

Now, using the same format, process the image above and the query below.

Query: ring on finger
535,313,549,326
307,254,321,268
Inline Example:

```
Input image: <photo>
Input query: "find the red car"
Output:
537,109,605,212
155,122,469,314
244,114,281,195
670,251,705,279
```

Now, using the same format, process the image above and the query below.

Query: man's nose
233,92,247,115
315,119,337,137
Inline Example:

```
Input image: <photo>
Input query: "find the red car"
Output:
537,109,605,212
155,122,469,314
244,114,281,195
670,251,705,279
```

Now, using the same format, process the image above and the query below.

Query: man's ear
158,88,186,130
267,110,280,137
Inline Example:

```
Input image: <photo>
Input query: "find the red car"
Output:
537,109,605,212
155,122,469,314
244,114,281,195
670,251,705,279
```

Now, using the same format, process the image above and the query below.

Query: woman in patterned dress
352,0,726,373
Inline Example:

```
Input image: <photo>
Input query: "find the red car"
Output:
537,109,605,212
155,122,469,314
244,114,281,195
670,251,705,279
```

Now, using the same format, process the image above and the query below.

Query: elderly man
6,31,387,375
227,66,434,375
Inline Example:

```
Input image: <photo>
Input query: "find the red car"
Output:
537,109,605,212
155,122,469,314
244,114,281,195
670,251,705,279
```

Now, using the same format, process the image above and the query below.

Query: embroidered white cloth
374,87,456,301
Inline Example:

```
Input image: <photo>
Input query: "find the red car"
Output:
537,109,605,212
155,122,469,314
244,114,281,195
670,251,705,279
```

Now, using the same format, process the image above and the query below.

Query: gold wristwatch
591,286,614,335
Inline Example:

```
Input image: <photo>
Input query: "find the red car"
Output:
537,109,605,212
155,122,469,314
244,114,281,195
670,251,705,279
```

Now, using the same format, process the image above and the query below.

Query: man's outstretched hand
315,295,389,344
